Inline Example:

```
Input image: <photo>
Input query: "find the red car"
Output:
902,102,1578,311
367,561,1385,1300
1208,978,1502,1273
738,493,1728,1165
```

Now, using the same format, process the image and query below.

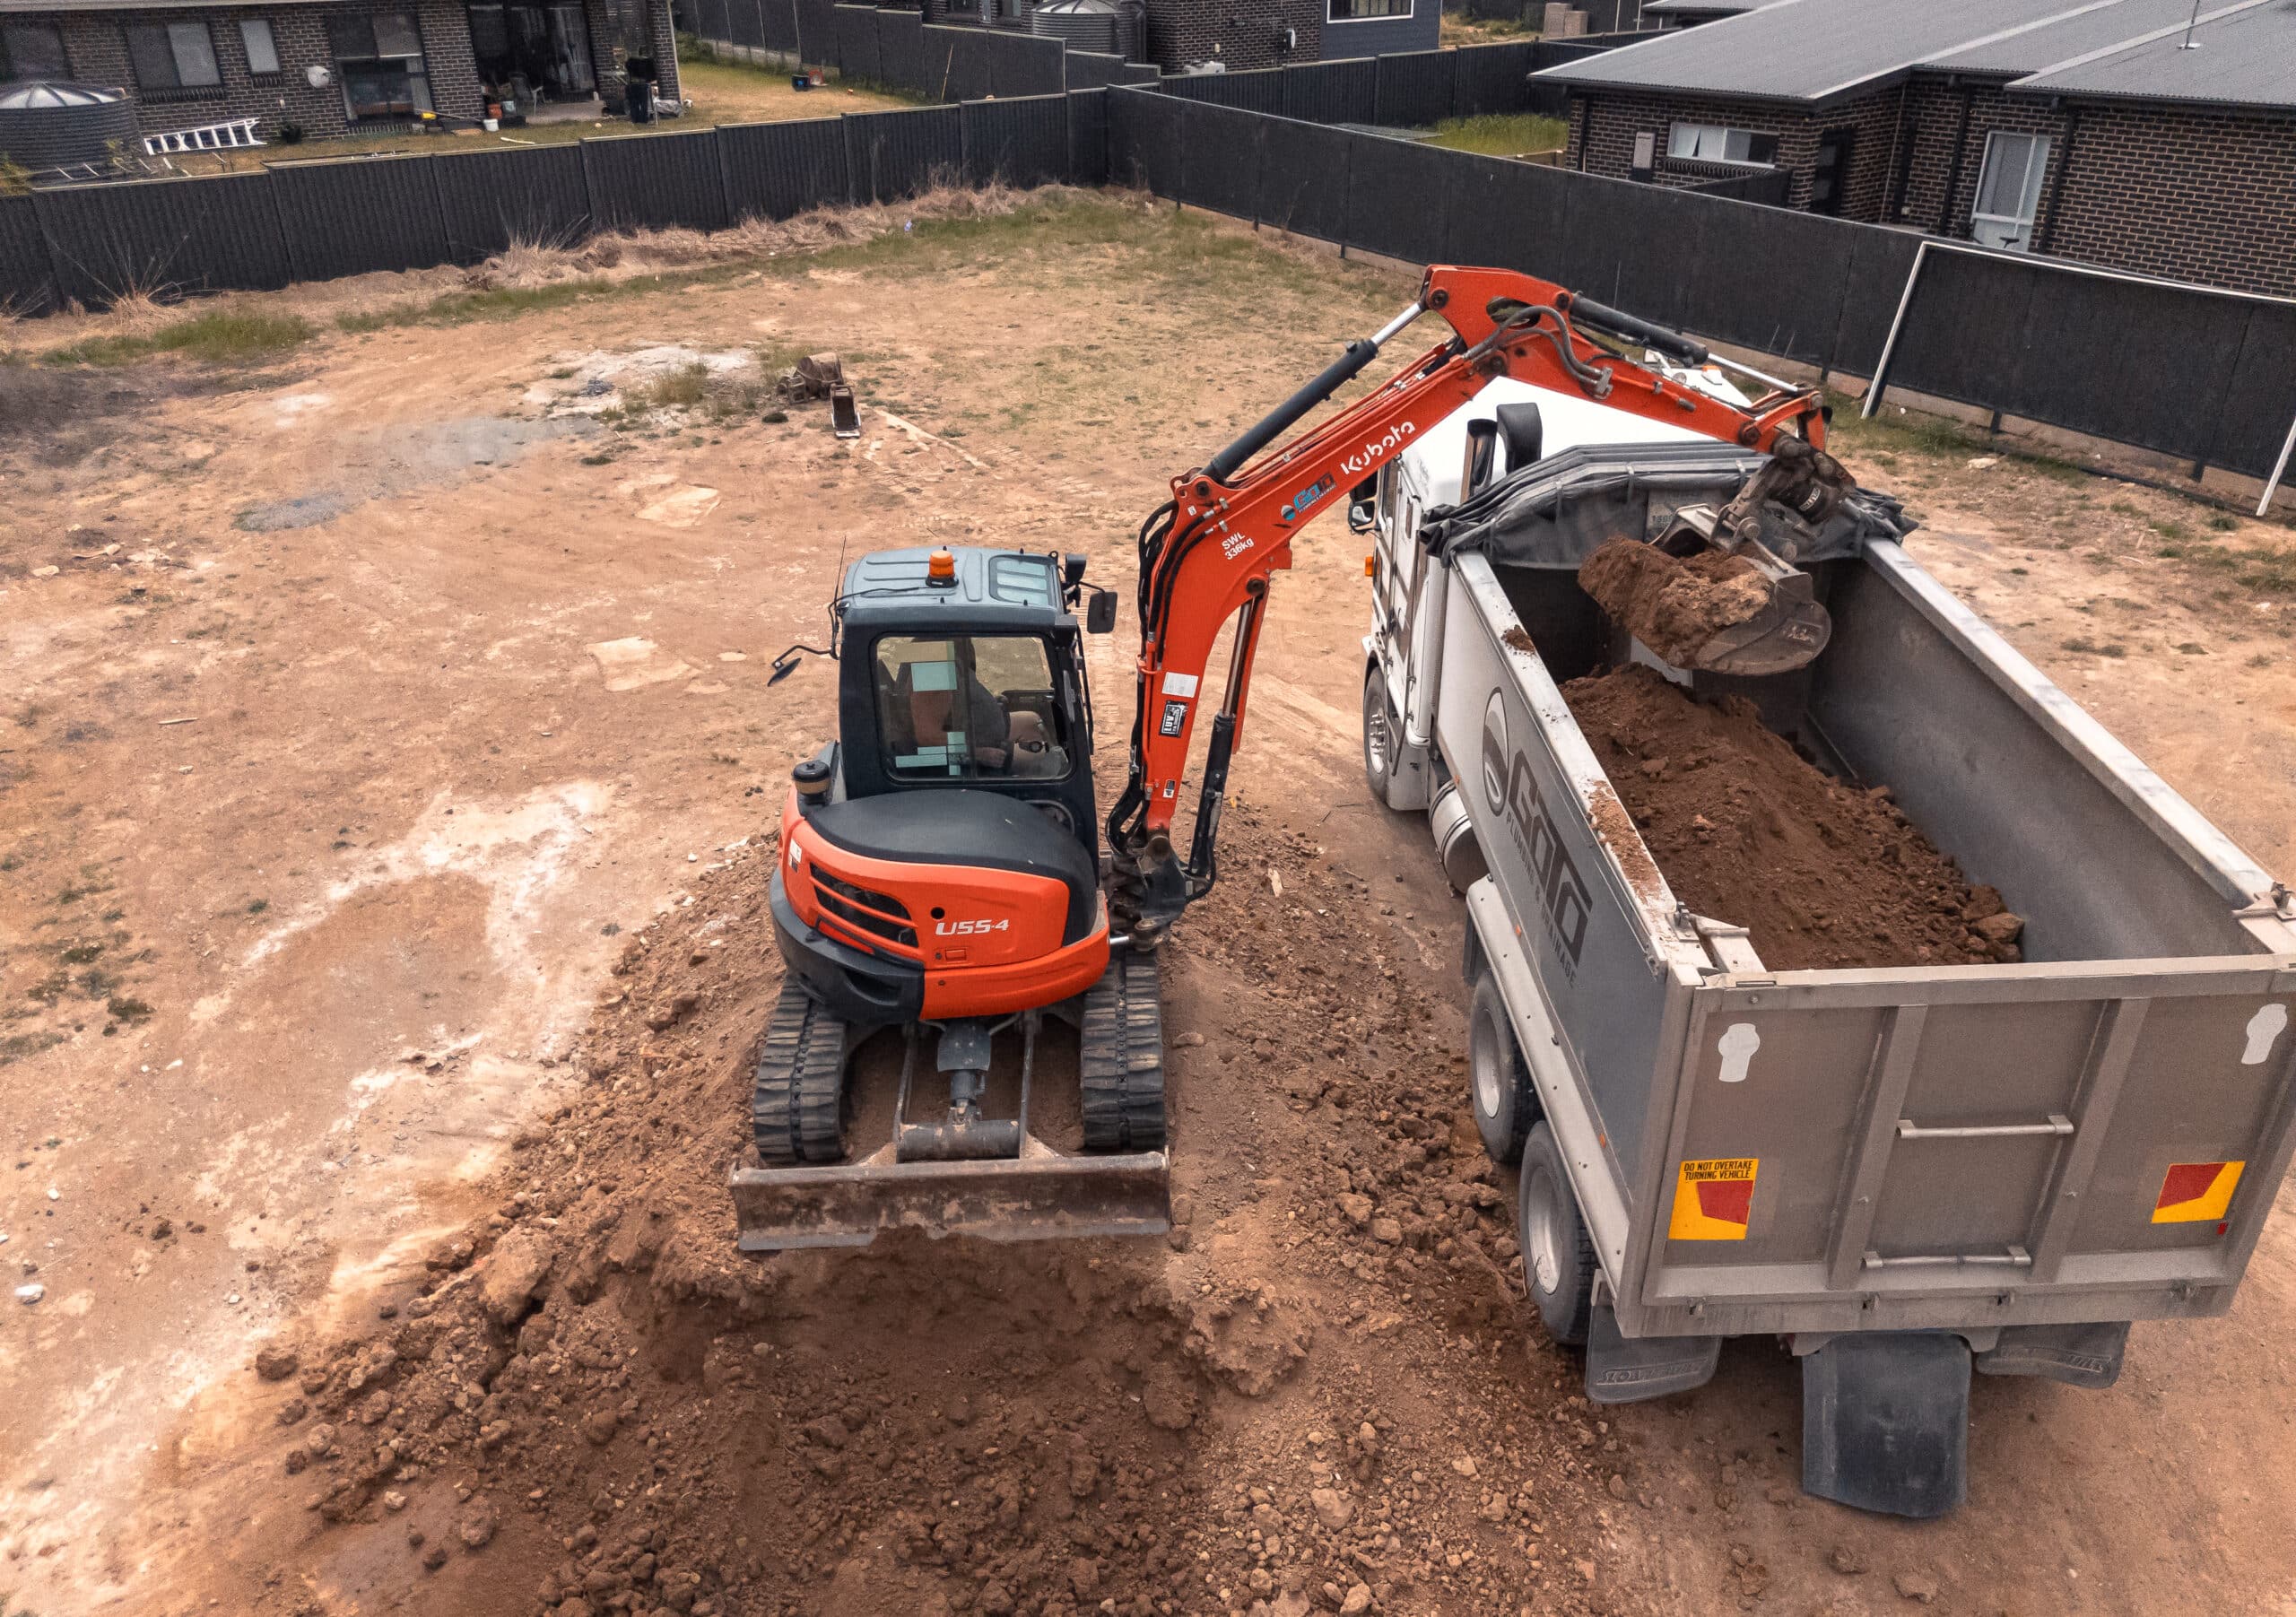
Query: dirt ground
4,191,2295,1617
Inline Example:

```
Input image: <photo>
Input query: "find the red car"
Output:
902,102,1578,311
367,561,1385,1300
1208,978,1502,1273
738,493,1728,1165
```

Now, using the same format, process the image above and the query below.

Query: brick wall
1142,0,1323,72
1566,84,1904,215
582,0,683,100
1893,79,2066,236
40,1,495,142
1894,83,2294,296
2028,102,2294,297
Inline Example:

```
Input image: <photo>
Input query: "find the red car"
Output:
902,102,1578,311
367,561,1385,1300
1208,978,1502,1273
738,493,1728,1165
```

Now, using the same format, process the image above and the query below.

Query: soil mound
243,814,1624,1617
1576,540,1775,669
1561,665,2016,970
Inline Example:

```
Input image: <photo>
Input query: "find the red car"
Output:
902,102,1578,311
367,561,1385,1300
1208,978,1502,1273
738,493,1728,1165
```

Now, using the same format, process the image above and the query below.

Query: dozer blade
730,1143,1170,1251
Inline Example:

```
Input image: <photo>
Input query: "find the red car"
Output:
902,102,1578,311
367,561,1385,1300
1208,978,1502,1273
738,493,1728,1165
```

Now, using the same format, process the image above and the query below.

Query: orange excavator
734,265,1830,1250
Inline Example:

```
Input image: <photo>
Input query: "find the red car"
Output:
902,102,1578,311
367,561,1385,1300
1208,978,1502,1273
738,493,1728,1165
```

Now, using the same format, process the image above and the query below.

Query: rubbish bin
622,55,657,124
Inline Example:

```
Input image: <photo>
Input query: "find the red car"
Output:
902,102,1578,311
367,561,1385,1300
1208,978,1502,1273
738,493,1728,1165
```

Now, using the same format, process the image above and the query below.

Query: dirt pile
240,813,1627,1617
1575,541,1775,670
1561,665,2018,970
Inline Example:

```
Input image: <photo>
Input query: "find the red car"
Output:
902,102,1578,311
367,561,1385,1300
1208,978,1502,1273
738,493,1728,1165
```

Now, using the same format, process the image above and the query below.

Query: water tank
1031,0,1120,55
0,82,135,177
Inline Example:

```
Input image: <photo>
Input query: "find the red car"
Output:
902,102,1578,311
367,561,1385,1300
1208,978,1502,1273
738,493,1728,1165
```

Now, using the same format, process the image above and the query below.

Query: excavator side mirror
1346,498,1377,535
1085,589,1118,635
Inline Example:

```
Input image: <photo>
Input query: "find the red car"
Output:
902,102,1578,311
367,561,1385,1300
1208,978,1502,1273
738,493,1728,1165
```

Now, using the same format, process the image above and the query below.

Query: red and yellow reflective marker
1669,1157,1757,1241
2152,1161,2243,1225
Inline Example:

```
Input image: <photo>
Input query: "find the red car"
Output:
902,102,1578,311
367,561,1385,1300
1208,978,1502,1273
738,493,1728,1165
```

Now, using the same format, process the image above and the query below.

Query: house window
1666,122,1776,166
126,22,224,91
239,17,281,74
1331,0,1411,17
328,12,433,121
0,20,68,80
1970,130,2051,252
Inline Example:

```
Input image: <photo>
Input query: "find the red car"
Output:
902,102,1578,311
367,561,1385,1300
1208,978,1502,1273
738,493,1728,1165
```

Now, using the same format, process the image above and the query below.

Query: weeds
45,309,311,367
2062,637,2127,657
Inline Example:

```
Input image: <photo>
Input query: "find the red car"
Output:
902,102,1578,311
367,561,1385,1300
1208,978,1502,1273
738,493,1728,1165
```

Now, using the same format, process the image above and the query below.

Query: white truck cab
1361,361,1751,829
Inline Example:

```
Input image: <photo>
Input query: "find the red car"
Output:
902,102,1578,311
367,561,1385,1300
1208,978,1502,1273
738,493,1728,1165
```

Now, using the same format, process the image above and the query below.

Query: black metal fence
5,45,2293,488
1104,89,2296,483
0,94,1102,314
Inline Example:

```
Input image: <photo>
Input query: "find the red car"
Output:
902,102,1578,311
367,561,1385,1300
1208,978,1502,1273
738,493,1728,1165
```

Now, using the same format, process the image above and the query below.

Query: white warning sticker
1161,673,1200,698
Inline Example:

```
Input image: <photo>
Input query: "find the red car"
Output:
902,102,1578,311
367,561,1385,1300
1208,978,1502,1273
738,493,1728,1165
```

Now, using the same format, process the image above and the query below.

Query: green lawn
1422,111,1570,157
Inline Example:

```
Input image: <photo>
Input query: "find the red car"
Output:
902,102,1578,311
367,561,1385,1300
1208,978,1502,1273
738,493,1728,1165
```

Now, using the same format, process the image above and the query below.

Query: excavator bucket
1577,535,1831,677
730,1145,1170,1250
1685,546,1831,676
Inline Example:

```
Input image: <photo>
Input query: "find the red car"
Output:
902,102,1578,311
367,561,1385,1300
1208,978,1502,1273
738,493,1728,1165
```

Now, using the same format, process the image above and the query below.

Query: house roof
2013,0,2296,111
1639,0,1770,16
1531,0,2085,104
1535,0,2296,113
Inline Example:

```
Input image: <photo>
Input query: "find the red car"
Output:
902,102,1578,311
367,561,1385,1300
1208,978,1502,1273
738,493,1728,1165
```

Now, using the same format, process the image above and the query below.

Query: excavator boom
1105,265,1824,937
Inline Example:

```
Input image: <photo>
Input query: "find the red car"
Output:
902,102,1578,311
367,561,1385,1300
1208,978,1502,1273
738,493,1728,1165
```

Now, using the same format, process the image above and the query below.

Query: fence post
260,169,301,287
425,152,456,267
714,126,740,227
25,190,70,313
1861,239,1929,418
576,138,601,239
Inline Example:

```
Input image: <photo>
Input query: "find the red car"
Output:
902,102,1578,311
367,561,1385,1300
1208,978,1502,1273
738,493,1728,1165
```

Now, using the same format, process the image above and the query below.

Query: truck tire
1518,1122,1596,1348
1361,666,1397,803
1468,971,1536,1165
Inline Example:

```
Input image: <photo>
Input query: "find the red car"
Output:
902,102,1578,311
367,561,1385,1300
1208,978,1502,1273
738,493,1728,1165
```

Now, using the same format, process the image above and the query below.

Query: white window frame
1665,121,1776,167
1969,130,2052,253
1328,0,1413,23
239,17,281,75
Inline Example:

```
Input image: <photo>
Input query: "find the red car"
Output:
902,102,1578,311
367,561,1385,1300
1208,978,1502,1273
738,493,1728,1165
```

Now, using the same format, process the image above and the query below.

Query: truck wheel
1361,667,1397,801
1519,1122,1596,1348
1468,971,1536,1165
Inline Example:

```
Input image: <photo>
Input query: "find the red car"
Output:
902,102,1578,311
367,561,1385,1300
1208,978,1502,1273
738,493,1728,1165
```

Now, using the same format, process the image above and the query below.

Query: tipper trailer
1364,373,2296,1517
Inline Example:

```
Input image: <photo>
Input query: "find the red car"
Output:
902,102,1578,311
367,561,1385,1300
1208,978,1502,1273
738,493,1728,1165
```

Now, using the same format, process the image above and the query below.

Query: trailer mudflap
731,1146,1170,1251
1974,1321,2128,1389
1800,1333,1969,1518
1584,1307,1721,1404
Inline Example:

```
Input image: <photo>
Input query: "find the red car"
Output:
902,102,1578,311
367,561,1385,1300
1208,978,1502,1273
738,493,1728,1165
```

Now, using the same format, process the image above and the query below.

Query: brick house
0,0,678,145
918,0,1433,74
1534,0,2296,297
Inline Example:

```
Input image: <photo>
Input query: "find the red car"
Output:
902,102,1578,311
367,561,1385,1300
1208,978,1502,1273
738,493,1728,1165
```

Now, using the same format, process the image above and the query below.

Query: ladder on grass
142,117,265,156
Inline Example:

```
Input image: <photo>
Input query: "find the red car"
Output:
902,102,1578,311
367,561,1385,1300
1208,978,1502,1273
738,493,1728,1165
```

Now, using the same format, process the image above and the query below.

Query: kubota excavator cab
735,546,1169,1251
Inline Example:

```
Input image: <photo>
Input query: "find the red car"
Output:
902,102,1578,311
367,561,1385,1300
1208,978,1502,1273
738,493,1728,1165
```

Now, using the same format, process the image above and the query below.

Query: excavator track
752,979,850,1166
1080,949,1167,1152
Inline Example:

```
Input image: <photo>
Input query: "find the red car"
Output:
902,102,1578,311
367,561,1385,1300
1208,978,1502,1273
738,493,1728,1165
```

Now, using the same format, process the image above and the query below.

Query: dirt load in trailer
1364,373,2296,1518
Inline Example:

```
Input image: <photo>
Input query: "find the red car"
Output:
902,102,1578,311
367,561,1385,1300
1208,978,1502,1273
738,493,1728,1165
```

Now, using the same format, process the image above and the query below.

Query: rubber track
752,979,849,1166
1080,950,1167,1152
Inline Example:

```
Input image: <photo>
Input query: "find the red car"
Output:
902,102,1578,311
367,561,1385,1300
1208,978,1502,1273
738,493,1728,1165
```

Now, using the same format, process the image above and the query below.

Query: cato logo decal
1480,690,1593,973
1279,474,1336,526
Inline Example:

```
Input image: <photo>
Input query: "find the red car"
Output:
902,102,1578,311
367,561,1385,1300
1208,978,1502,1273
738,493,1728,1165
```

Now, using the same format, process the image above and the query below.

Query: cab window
874,635,1069,780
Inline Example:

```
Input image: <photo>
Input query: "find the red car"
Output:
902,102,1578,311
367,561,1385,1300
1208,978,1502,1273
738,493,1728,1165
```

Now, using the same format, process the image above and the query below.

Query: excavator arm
1105,265,1826,938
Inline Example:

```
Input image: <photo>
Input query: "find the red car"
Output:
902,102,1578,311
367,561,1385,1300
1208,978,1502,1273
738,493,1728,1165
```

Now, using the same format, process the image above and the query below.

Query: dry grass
470,178,1048,291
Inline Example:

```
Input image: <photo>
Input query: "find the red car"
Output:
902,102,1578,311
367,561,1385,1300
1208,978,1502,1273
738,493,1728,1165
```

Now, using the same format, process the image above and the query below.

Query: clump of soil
1561,664,2020,969
1576,539,1775,669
